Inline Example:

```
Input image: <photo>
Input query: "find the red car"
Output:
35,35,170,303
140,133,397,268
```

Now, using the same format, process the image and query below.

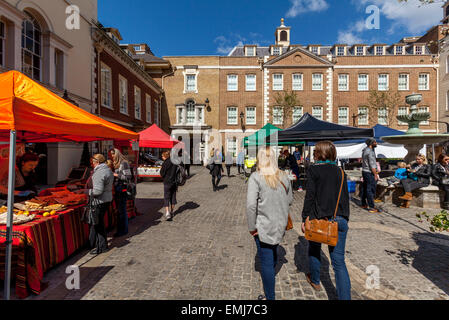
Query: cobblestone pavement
21,167,449,300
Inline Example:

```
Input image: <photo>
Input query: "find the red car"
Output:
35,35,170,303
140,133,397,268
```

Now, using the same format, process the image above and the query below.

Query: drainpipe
162,66,176,90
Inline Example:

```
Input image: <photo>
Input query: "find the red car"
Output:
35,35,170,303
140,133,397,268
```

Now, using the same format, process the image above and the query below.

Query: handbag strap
333,167,345,220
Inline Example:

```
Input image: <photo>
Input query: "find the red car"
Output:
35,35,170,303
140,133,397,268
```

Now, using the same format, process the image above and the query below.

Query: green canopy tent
243,123,305,147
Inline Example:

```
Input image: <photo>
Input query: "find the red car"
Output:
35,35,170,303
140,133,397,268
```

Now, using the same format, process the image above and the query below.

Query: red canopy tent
139,124,183,149
0,70,139,299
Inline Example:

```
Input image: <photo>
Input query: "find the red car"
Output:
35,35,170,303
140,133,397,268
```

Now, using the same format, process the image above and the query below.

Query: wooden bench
377,183,444,209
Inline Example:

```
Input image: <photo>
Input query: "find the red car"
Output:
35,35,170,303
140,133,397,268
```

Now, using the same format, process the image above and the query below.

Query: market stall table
0,202,119,298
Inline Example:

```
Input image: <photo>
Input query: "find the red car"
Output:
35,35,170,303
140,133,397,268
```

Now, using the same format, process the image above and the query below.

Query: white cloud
214,33,269,55
337,19,367,45
286,0,329,18
357,0,442,34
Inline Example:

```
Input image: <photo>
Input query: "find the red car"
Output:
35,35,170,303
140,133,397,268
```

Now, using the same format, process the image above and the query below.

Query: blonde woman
109,148,133,237
246,147,293,300
399,154,431,208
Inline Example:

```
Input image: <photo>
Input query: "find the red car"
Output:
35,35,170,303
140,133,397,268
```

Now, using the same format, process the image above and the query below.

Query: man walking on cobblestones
361,138,379,213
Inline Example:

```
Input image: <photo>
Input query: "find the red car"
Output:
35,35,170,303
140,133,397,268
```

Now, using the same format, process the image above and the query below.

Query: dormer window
356,46,364,56
273,46,281,56
337,46,345,56
245,46,256,56
395,46,404,55
375,46,384,56
310,46,320,55
110,34,120,44
415,45,423,55
134,45,141,51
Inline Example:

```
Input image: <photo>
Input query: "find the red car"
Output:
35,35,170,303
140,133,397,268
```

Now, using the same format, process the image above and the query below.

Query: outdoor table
0,200,123,298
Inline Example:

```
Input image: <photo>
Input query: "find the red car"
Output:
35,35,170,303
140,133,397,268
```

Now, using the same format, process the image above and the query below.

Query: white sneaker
165,213,172,220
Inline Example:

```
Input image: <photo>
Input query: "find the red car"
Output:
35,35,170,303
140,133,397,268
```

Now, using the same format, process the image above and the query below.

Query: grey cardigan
246,171,293,245
89,163,114,204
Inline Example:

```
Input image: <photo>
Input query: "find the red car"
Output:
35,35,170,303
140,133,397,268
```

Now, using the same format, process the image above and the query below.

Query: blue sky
98,0,444,57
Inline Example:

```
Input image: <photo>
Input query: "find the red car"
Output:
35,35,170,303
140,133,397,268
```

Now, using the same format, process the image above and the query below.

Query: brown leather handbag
280,181,293,231
304,167,344,247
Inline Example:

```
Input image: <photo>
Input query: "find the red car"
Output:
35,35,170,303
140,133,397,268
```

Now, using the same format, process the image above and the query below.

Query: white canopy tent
335,142,426,159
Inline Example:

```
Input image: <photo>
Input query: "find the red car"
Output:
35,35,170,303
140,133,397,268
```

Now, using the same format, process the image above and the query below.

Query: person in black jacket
160,151,178,221
432,153,449,210
208,149,224,191
301,141,351,300
398,154,431,208
282,150,302,191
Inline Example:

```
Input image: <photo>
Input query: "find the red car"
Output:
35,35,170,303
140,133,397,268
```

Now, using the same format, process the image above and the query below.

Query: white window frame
418,106,429,125
246,46,256,56
292,73,303,91
272,74,283,91
245,106,256,125
227,74,238,91
375,46,384,56
395,46,404,55
312,73,323,91
272,106,284,125
272,46,281,55
378,74,389,91
292,106,303,123
245,74,256,91
378,108,388,125
134,86,141,120
415,46,423,55
358,74,369,91
311,47,319,55
119,75,128,115
312,106,323,120
338,107,349,125
184,69,198,94
358,107,369,126
227,137,237,157
227,107,238,125
337,46,345,56
186,100,196,124
146,94,152,123
100,63,112,109
356,46,364,56
338,74,349,91
176,106,185,125
398,74,409,91
418,73,430,91
196,106,204,125
398,106,409,125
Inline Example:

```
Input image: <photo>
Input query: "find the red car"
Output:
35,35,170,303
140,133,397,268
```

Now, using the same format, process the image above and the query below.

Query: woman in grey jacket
109,148,133,237
246,147,293,300
86,154,114,255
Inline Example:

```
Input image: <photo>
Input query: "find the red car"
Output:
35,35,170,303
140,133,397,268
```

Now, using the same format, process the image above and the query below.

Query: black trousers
237,164,243,174
226,165,232,176
89,202,110,251
212,174,221,190
401,179,428,193
439,184,449,203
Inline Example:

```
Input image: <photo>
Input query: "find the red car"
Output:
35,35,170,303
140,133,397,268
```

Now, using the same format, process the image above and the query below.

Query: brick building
92,26,164,155
161,18,438,161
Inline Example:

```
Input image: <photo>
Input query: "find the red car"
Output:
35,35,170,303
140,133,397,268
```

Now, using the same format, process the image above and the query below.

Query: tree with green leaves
366,89,402,128
269,90,300,129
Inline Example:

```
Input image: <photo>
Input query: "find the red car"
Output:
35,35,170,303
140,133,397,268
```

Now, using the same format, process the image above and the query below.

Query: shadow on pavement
173,201,200,216
217,184,228,191
110,198,164,249
294,236,338,300
385,232,449,298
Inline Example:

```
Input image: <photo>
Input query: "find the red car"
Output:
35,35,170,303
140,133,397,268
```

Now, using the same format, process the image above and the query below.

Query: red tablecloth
0,198,134,298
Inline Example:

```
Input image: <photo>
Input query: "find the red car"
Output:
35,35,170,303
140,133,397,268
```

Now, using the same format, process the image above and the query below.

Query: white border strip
335,64,437,69
176,66,260,70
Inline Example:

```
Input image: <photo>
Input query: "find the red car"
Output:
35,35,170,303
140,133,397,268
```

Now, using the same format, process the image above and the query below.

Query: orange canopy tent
0,70,138,300
0,71,138,142
139,124,183,149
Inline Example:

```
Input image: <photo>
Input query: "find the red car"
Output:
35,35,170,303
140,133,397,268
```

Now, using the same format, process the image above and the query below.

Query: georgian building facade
162,19,439,161
0,0,97,184
92,27,163,155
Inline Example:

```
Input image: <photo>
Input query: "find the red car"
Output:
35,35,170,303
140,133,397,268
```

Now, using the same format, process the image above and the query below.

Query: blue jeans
254,236,278,300
361,171,377,208
116,187,129,236
308,216,351,300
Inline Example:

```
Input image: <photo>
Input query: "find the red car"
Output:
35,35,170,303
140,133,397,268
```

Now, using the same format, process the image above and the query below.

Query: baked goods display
0,207,36,225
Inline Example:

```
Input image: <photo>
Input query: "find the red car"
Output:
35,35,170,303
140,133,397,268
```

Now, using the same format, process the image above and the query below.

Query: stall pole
4,130,16,300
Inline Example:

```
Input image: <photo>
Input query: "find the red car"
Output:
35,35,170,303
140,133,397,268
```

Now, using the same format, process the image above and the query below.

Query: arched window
280,30,287,42
22,12,41,81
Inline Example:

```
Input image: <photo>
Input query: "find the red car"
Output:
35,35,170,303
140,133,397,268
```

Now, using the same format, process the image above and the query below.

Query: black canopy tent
269,113,374,143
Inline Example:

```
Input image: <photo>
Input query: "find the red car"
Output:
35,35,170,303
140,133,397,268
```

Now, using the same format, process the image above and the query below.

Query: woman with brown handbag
301,141,351,300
